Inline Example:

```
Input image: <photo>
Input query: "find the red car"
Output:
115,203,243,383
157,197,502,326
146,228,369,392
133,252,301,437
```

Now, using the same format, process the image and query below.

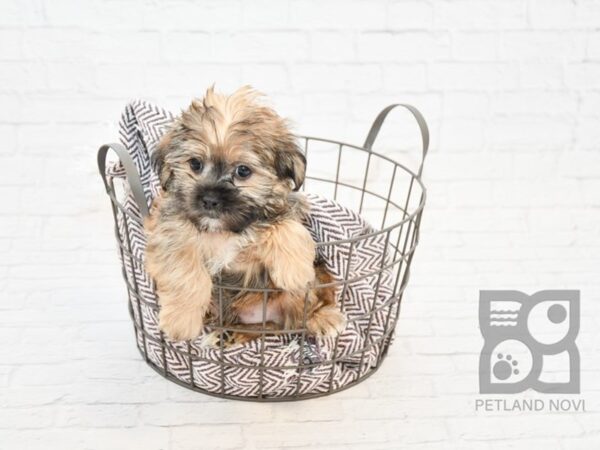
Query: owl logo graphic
479,290,580,394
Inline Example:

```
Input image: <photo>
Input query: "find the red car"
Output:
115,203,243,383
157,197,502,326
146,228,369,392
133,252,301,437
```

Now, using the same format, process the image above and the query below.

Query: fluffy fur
144,86,345,343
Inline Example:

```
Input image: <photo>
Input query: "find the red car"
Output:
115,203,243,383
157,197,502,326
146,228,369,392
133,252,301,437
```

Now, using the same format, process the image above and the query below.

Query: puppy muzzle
194,183,237,218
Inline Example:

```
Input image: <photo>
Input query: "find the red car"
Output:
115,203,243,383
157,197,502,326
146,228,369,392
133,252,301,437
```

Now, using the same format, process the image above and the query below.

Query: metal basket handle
363,104,429,177
97,143,150,218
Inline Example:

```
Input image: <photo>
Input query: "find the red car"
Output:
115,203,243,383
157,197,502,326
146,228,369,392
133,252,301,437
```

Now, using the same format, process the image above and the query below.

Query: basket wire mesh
98,104,428,401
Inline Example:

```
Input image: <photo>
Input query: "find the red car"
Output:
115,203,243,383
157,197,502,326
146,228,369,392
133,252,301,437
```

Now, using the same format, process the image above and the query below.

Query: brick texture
1,1,599,449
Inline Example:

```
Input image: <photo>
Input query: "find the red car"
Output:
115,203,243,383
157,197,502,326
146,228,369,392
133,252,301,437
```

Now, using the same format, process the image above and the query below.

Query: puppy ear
275,143,306,191
152,133,173,191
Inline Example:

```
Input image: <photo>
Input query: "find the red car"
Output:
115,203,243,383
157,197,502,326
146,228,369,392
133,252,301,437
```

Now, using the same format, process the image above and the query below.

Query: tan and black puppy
144,86,346,343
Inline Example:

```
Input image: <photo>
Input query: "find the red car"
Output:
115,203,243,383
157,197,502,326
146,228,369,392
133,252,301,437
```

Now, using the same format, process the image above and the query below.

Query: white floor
1,250,598,449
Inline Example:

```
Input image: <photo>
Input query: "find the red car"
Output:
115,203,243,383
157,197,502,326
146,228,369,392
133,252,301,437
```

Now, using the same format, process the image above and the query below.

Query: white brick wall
1,0,599,449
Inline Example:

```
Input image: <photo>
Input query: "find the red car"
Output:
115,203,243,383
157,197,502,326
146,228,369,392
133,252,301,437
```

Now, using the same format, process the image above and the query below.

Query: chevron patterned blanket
107,100,397,398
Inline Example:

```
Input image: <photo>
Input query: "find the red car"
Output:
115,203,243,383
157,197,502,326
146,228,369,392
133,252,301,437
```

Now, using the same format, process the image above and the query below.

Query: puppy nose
201,192,221,210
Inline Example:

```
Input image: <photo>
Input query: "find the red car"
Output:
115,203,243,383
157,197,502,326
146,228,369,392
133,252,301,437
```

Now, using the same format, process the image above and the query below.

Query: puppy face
154,86,305,233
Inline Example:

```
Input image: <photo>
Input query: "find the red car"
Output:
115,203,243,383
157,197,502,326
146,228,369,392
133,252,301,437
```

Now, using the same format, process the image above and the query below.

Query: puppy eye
235,165,252,179
189,158,203,172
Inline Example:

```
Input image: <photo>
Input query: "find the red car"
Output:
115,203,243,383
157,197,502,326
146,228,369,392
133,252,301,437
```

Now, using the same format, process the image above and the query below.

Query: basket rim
104,135,427,248
101,134,427,293
299,135,427,248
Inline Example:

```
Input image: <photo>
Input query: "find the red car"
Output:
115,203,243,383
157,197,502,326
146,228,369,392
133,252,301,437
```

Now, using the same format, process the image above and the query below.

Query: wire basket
97,103,428,402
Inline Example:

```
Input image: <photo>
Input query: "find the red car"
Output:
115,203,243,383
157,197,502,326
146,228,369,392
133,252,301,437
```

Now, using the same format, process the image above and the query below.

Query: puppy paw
197,330,221,348
225,332,258,348
271,262,315,292
264,220,316,292
159,305,205,341
196,330,259,348
306,307,347,338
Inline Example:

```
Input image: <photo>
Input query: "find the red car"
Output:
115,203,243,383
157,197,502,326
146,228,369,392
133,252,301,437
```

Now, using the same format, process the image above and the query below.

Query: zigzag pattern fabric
106,100,398,398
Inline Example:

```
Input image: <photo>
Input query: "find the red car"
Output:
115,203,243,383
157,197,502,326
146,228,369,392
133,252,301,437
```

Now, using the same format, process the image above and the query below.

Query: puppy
144,86,346,343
